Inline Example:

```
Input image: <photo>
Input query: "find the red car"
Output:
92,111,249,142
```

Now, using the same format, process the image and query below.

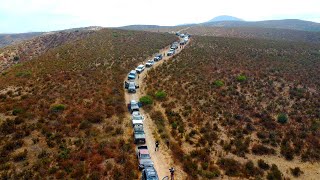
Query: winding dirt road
124,36,189,179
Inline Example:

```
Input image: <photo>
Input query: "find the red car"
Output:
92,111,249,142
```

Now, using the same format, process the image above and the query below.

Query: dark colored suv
142,166,159,180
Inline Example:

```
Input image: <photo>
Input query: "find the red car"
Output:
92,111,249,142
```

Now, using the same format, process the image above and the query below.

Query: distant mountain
202,19,320,32
0,32,43,48
207,15,243,22
119,25,170,31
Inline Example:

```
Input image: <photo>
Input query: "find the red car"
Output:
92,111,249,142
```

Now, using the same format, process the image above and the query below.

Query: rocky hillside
0,32,43,48
0,29,176,179
145,36,320,179
0,29,98,73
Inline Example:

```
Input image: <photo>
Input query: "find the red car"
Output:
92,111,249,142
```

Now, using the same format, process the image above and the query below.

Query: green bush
277,113,288,124
50,104,66,112
12,108,23,115
155,90,167,100
214,80,224,87
15,71,31,78
139,95,153,106
237,75,247,82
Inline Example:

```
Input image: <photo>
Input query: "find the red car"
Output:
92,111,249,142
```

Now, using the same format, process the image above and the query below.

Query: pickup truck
137,146,154,170
132,111,144,127
134,124,146,144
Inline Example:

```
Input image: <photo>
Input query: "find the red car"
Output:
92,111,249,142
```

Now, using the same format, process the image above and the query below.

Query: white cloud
0,0,319,32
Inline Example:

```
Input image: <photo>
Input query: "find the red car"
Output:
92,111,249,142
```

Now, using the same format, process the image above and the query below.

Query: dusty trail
124,38,189,179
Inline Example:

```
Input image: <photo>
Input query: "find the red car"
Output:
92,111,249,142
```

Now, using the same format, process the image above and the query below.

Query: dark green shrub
139,95,153,106
290,167,303,177
277,113,288,124
237,75,247,82
267,164,282,180
258,159,270,170
218,158,242,177
50,104,66,112
214,80,224,87
252,144,276,155
15,71,32,78
12,108,23,115
155,90,167,100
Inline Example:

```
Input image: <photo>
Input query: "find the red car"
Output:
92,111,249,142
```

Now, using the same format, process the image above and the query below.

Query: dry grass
0,29,176,179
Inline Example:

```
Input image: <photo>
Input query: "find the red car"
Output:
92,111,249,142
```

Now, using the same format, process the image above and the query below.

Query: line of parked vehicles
167,33,190,56
124,33,189,180
125,53,164,180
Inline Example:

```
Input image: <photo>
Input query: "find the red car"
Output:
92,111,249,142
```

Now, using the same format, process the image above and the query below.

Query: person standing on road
166,139,170,149
155,141,159,151
169,167,175,180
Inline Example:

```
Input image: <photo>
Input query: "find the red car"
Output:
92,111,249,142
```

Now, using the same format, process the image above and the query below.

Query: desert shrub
277,113,288,124
280,142,294,160
258,159,270,170
15,71,32,78
252,144,275,155
0,119,16,135
50,104,66,112
290,167,303,177
237,75,247,82
214,80,224,87
267,164,282,180
86,112,103,123
155,90,167,100
139,95,153,106
3,139,24,152
218,158,242,177
79,120,92,129
12,108,24,115
13,149,28,162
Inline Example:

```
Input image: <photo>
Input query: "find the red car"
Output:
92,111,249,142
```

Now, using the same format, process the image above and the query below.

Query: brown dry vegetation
0,29,176,179
0,29,96,72
145,36,320,179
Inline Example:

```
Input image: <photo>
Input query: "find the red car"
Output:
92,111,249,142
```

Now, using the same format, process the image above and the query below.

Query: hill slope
145,36,320,179
178,26,320,44
202,19,320,32
0,32,44,48
0,29,176,179
0,29,98,73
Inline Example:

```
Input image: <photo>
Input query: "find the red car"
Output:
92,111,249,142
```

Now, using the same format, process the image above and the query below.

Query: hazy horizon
1,0,320,33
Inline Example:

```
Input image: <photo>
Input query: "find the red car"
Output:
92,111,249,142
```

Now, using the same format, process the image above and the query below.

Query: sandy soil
124,37,189,179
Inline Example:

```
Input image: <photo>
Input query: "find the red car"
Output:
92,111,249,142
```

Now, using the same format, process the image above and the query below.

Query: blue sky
0,0,319,33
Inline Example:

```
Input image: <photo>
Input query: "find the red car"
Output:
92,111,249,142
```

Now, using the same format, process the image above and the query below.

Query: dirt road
124,37,189,179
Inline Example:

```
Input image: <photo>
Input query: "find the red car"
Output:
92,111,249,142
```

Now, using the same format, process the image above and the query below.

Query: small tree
155,90,167,100
290,167,303,177
139,96,153,106
214,80,224,88
51,104,66,112
13,56,20,61
237,75,247,82
277,113,288,124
